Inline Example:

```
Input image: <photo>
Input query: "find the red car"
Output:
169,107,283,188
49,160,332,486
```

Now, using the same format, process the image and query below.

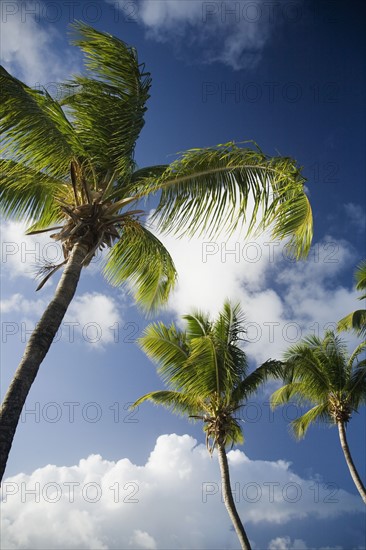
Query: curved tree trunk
217,443,252,550
0,242,88,483
337,421,366,504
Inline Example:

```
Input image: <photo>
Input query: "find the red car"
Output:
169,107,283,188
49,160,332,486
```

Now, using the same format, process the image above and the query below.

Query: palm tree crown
271,331,366,502
1,22,313,311
134,301,281,452
338,260,366,337
271,331,366,436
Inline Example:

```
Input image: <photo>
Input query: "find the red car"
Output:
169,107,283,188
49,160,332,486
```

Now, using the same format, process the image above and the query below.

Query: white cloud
0,1,78,86
0,220,61,281
344,203,366,233
111,0,301,70
153,222,360,364
0,293,46,317
268,537,308,550
65,292,122,348
129,530,157,550
1,434,363,550
0,221,105,283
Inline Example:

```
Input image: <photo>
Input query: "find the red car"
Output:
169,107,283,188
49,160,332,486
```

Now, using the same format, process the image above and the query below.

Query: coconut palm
337,260,366,337
0,22,312,483
133,301,283,549
271,331,366,503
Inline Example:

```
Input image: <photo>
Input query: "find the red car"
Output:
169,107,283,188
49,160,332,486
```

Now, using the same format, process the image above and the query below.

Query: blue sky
1,1,365,549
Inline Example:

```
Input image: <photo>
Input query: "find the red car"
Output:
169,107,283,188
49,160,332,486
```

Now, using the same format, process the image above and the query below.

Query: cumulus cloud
64,292,122,348
1,1,78,86
153,221,360,364
110,0,304,70
1,434,363,550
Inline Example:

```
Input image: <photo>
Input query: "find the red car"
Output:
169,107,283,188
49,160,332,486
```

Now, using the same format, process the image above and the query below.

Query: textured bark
217,443,252,550
0,242,88,483
337,421,366,504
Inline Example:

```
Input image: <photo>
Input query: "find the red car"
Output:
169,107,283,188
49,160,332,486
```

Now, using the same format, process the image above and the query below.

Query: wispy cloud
1,1,79,86
109,0,304,70
344,203,366,234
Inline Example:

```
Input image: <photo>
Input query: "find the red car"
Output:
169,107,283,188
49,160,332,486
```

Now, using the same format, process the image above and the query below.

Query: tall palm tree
337,260,366,337
271,331,366,503
133,301,283,550
0,22,312,483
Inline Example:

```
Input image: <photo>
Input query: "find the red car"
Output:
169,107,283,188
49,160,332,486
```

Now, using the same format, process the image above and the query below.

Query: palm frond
0,66,82,177
0,159,67,227
232,360,284,404
138,322,189,388
291,403,331,439
183,312,211,338
347,364,366,409
103,221,177,313
270,382,314,409
337,310,366,337
133,143,312,259
355,259,366,295
132,390,202,417
60,21,151,177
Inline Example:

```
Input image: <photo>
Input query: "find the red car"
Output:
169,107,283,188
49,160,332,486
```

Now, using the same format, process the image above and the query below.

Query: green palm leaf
60,21,151,177
133,143,312,259
0,66,82,177
0,159,67,227
291,403,331,439
337,260,366,336
132,390,202,417
103,221,177,313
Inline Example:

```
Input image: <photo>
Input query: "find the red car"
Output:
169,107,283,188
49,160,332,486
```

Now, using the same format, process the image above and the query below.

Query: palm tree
271,331,366,503
337,260,366,337
133,301,283,549
0,22,312,483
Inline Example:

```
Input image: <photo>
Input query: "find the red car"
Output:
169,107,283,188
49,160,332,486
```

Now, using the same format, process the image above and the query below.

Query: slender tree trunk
217,443,252,550
337,421,366,504
0,242,88,484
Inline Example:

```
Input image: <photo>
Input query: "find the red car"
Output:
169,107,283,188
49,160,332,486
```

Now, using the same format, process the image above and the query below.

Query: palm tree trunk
0,242,88,484
217,443,252,550
337,421,366,504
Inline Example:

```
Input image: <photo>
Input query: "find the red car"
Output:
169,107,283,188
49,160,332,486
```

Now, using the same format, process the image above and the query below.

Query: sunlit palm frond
0,159,67,227
337,310,366,337
0,66,82,177
355,260,366,296
103,221,177,313
132,390,202,417
291,403,331,439
133,143,312,259
183,312,211,338
137,322,189,389
60,21,151,177
232,360,284,404
337,260,366,336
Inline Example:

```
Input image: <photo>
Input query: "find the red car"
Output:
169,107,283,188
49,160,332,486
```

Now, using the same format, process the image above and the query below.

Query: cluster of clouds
1,210,362,360
155,222,361,365
1,434,363,549
2,0,306,79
